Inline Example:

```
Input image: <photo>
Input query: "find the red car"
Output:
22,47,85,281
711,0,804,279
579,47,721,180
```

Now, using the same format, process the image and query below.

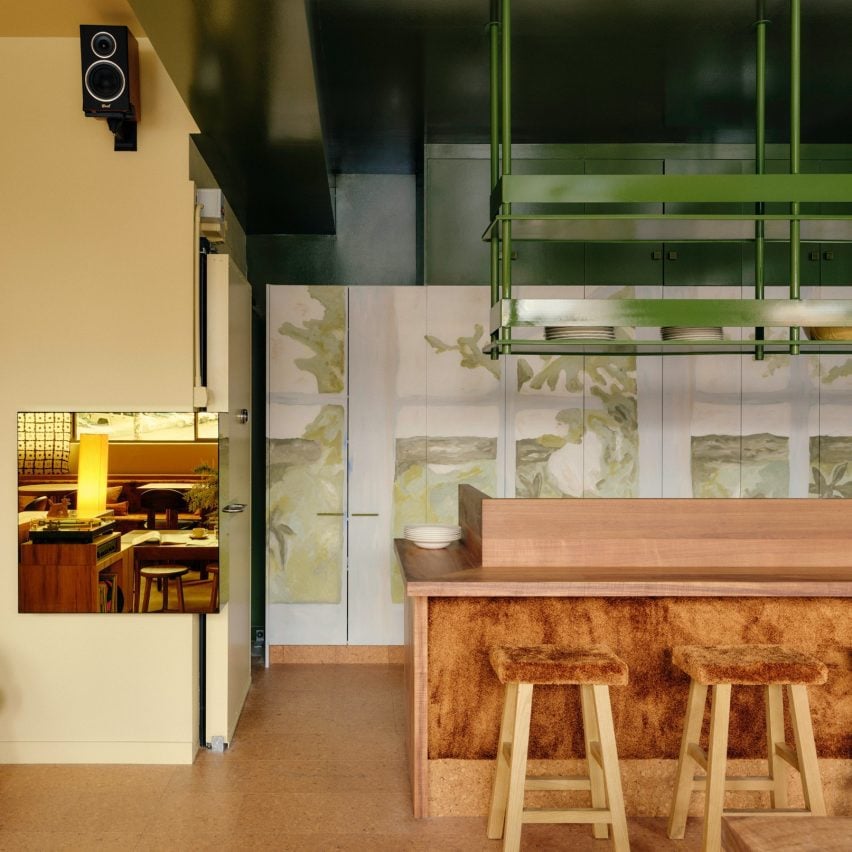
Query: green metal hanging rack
485,0,852,358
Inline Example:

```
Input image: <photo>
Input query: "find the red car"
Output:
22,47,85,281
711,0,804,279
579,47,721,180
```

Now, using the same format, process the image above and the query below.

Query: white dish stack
544,326,615,340
661,326,724,341
403,524,463,549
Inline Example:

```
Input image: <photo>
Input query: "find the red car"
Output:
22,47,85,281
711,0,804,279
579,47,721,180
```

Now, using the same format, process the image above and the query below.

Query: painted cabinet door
266,285,348,645
267,285,500,646
347,288,425,644
347,287,501,644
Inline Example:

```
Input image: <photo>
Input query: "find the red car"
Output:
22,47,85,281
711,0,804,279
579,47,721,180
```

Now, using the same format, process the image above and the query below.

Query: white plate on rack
661,327,724,340
545,326,615,339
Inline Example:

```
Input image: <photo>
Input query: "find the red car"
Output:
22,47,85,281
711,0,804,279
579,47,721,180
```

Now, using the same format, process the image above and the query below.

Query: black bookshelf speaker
80,25,140,148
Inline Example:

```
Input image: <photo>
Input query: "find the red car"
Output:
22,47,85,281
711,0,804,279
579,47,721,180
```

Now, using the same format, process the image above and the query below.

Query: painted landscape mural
267,284,852,645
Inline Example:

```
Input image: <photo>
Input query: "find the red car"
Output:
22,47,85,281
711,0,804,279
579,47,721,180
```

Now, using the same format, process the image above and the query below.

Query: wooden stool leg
133,565,141,612
702,683,732,852
591,684,630,852
209,570,219,612
787,684,826,816
488,682,519,840
503,682,533,852
176,576,186,613
765,684,788,808
580,683,609,840
141,576,153,613
668,679,708,839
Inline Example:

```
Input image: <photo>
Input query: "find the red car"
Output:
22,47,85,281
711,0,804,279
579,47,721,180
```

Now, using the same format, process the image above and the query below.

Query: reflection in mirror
17,411,219,614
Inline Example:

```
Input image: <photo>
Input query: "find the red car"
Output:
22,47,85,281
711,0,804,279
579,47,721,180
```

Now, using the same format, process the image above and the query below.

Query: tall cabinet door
266,285,348,645
348,288,426,644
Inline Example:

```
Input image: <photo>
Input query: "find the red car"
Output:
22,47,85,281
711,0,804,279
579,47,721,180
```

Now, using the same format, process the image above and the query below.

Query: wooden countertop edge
394,540,852,598
403,579,852,597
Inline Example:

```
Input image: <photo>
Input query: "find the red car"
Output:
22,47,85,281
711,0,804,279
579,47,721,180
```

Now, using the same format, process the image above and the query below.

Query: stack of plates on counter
404,524,462,549
544,326,615,340
661,326,724,341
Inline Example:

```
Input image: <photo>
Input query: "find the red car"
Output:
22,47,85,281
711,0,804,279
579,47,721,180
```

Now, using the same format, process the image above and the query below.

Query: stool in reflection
139,565,189,613
140,488,188,530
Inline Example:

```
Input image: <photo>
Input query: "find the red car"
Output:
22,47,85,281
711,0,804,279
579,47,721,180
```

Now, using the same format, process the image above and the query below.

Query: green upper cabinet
426,157,490,285
747,160,852,287
511,158,585,286
661,158,745,288
584,158,663,287
426,153,584,285
426,147,852,291
743,242,820,288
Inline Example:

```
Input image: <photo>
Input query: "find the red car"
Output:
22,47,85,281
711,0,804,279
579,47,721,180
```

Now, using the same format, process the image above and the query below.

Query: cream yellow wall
0,37,202,763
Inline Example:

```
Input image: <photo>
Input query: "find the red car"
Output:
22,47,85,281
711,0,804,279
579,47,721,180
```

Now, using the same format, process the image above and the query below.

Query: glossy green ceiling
131,0,852,236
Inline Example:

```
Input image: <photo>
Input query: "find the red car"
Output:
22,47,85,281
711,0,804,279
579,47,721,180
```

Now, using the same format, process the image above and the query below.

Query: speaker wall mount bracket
106,115,137,151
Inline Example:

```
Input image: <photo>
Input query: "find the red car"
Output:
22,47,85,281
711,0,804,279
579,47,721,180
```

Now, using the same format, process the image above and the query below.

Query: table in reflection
123,530,219,613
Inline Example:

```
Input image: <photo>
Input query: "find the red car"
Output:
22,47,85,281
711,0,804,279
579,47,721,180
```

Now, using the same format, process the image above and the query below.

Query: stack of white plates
544,326,615,340
661,326,724,341
404,524,462,549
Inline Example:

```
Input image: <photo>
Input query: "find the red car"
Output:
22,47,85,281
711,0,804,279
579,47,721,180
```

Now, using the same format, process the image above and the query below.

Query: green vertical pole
789,0,801,354
500,0,512,354
754,0,768,359
488,2,500,359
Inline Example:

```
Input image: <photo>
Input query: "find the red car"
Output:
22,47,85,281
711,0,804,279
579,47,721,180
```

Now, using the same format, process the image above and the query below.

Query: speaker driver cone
85,60,126,103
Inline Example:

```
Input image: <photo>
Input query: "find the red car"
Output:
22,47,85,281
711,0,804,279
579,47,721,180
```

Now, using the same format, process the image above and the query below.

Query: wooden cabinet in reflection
19,534,132,613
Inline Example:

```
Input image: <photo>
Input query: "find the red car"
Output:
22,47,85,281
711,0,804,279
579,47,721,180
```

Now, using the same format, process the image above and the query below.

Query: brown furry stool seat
488,644,630,852
668,644,828,852
489,644,629,686
672,644,828,686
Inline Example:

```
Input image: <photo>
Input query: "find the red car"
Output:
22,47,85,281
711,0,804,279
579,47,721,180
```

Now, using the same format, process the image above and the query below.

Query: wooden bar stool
668,644,828,852
487,644,630,852
139,565,189,613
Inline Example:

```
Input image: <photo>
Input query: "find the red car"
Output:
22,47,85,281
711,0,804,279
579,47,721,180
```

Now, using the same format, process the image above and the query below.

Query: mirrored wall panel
17,411,219,614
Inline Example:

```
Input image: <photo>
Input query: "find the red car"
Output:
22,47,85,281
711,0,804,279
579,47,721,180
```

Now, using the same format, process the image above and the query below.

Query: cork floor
0,663,704,850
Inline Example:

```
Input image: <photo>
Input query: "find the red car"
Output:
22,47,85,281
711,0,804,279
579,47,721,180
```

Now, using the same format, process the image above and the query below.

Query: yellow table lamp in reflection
76,433,109,519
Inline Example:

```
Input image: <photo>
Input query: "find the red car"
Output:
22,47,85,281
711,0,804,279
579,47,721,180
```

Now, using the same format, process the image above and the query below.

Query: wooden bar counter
396,487,852,819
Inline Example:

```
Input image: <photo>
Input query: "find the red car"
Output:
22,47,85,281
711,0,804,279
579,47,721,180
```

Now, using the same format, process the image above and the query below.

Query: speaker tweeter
80,24,140,151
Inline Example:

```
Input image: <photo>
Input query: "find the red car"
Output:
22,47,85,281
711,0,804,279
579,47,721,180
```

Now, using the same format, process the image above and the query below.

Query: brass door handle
316,512,344,516
351,513,379,517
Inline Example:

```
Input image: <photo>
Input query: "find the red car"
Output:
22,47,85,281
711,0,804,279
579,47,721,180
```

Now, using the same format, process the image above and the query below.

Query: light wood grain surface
721,815,852,852
396,492,852,597
395,540,852,597
480,498,852,570
404,595,429,817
